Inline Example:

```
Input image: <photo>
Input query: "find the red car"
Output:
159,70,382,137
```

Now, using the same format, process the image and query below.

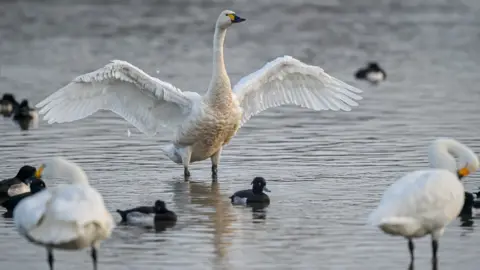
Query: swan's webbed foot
212,164,218,181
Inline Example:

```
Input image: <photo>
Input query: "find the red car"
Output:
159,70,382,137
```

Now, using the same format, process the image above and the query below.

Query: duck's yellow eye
458,167,470,177
227,14,236,21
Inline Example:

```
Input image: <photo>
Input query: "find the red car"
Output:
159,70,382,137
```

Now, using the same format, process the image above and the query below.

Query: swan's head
457,158,479,179
429,138,480,179
216,10,246,29
34,157,90,185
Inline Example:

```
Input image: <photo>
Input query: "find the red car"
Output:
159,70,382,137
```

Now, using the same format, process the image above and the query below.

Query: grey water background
1,0,480,269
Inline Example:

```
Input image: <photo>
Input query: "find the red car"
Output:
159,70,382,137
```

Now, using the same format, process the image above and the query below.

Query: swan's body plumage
368,138,479,264
13,157,114,270
368,169,464,238
36,10,363,178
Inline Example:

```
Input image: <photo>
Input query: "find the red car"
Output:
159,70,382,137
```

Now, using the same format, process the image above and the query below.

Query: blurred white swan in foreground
368,138,479,266
36,10,363,179
14,157,114,270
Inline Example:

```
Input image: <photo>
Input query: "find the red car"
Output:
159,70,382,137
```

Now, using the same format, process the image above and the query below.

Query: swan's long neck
206,26,232,105
428,138,477,173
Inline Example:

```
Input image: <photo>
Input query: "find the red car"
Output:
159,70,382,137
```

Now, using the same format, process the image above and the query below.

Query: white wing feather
232,56,363,126
14,189,52,235
36,60,201,136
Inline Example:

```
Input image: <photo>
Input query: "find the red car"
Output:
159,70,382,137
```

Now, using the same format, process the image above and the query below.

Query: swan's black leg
181,147,192,181
184,167,191,179
210,148,221,181
47,248,54,270
91,246,98,270
408,239,415,262
432,239,438,265
212,165,218,181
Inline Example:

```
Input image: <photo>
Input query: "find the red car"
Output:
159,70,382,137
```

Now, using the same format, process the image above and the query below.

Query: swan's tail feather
160,144,183,164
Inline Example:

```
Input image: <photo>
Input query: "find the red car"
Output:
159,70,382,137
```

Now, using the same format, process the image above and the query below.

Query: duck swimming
0,165,38,204
116,200,177,231
13,100,38,121
354,62,386,85
13,100,39,130
230,177,271,205
1,177,46,218
0,93,18,117
35,10,363,180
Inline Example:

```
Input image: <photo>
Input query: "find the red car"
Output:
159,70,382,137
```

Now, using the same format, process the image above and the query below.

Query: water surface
1,0,480,269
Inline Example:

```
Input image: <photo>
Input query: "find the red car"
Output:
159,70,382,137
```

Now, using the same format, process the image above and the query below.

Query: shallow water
1,0,480,269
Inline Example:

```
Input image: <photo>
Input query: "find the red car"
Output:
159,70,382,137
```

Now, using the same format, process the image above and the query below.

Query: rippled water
1,0,480,269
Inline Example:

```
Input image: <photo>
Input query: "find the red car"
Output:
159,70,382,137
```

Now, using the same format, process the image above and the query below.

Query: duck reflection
249,202,269,221
170,178,235,264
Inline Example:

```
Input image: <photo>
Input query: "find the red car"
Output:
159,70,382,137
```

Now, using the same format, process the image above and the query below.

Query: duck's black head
367,62,381,70
1,94,16,103
19,100,29,108
251,177,271,194
154,200,167,213
15,165,37,181
26,177,46,193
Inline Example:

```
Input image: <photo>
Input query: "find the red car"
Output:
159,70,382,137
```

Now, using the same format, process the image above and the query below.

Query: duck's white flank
366,71,384,83
35,10,363,177
7,183,30,197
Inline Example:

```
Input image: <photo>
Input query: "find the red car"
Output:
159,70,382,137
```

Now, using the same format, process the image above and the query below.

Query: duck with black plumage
1,175,46,218
0,165,39,204
116,200,177,231
354,62,386,85
13,100,39,130
230,177,271,209
0,93,18,117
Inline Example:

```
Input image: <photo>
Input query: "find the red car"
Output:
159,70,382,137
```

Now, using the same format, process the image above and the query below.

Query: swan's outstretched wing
36,60,201,136
232,56,363,126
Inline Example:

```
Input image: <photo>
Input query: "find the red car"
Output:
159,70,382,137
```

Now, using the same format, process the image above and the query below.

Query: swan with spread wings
36,10,363,180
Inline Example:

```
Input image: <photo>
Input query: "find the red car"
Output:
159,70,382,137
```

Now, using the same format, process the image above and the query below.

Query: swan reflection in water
170,179,235,267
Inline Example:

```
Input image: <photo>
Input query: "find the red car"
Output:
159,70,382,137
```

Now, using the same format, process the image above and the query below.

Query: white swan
13,157,114,270
368,138,479,265
35,10,363,179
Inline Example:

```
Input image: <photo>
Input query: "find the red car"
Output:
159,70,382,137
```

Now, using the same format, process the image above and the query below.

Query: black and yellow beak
457,166,470,179
35,164,45,179
228,13,246,23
